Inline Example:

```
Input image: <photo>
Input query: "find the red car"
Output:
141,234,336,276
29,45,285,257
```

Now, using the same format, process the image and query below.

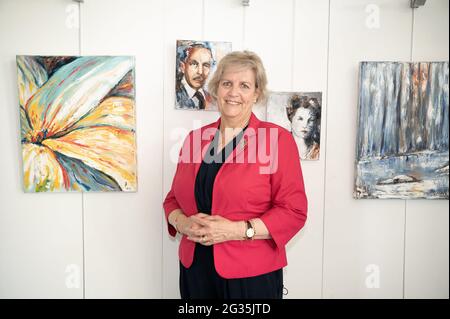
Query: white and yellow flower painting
17,56,137,192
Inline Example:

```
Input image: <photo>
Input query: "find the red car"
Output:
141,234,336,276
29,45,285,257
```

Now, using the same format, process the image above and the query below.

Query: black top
194,125,247,214
183,124,283,298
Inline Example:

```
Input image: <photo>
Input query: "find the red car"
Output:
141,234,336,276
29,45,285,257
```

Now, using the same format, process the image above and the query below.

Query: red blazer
163,113,308,279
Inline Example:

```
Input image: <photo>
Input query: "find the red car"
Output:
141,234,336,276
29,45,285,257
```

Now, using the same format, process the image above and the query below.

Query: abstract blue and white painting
354,62,449,199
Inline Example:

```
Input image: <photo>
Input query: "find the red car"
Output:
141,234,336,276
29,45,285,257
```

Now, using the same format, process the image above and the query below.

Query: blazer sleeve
163,189,179,237
162,131,192,237
259,130,308,249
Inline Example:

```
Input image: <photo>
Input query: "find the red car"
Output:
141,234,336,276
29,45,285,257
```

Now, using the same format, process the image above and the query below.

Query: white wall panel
81,0,164,298
405,0,449,299
0,0,83,298
323,0,412,298
162,0,208,299
0,0,448,299
412,0,449,61
204,0,244,51
404,201,449,298
244,0,294,93
283,0,330,299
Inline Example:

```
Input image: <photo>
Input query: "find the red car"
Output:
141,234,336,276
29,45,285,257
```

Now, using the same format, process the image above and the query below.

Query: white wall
0,0,448,299
0,0,83,299
405,0,449,299
323,0,449,299
325,0,413,299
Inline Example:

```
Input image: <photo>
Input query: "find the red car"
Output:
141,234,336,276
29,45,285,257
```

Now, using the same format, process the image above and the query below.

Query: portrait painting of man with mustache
175,40,231,111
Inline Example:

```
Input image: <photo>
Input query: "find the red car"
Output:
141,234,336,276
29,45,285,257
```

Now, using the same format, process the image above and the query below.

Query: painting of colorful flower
17,56,137,192
354,61,448,199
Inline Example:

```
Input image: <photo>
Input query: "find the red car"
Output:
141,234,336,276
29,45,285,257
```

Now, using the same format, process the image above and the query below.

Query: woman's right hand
176,214,204,237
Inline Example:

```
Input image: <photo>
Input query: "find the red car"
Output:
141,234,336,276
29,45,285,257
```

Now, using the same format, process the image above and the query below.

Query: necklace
218,118,250,150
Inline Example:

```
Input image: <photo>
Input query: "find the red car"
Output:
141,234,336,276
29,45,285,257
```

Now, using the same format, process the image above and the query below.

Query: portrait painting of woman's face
267,92,322,160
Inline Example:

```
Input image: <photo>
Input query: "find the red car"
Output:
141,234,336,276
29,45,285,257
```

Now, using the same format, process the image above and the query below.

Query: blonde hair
208,50,268,104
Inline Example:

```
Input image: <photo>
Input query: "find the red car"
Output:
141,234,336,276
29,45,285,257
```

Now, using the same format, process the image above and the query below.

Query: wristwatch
245,220,255,240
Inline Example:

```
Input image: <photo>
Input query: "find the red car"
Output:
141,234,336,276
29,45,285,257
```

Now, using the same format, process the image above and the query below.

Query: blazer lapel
225,113,260,164
193,118,220,174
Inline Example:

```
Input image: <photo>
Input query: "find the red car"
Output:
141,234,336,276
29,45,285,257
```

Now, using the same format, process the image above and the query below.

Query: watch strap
245,220,255,240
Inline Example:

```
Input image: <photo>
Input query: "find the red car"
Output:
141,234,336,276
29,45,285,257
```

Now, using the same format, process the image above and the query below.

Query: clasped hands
177,213,244,246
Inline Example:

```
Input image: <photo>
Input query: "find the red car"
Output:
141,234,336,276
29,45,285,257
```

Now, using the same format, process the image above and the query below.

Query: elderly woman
163,51,307,299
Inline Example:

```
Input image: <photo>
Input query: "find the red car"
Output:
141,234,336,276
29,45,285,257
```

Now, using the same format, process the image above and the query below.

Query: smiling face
180,47,212,90
291,107,314,139
216,66,259,123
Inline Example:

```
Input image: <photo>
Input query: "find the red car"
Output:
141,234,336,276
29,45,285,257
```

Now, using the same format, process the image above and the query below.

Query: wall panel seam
291,0,296,90
403,7,416,300
202,0,205,39
161,0,167,299
242,5,246,48
78,1,86,300
321,0,332,299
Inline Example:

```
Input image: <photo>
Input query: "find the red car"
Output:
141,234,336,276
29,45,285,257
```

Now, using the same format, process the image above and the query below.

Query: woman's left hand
187,213,244,246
